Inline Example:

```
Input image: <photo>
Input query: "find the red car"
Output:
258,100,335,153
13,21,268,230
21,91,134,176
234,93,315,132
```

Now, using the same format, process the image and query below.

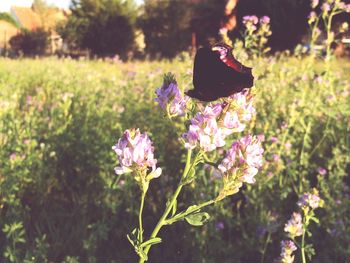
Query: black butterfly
186,43,254,102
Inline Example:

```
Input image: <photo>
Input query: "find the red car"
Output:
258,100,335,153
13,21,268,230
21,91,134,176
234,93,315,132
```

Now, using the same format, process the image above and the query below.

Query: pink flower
284,212,303,238
317,167,327,175
322,3,331,12
260,16,270,24
218,135,263,184
279,240,297,263
243,15,259,25
113,129,161,178
298,189,323,209
311,0,319,8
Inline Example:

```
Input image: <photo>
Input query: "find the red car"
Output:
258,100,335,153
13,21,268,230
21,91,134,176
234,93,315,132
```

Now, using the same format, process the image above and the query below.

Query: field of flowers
0,51,349,263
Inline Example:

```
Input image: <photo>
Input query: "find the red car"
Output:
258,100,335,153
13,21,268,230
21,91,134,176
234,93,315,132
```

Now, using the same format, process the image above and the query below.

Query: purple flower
215,222,225,230
279,240,297,263
243,15,259,25
298,188,323,209
308,11,317,23
284,212,303,238
155,74,189,117
317,167,327,175
270,136,278,143
183,103,225,152
260,16,270,24
322,3,331,12
218,135,264,184
112,129,161,179
272,154,280,162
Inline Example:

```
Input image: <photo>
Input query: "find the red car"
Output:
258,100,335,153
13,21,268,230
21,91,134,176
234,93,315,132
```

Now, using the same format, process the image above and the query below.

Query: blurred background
0,0,349,59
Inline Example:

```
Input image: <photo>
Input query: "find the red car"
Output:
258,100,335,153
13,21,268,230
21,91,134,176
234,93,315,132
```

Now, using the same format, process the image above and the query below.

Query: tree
139,0,193,59
58,0,137,57
9,28,49,56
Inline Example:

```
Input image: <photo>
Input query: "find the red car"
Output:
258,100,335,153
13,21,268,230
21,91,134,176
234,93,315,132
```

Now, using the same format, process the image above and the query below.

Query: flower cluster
278,240,297,263
298,188,323,209
242,15,272,56
284,212,303,238
112,129,161,182
216,135,263,199
155,73,189,117
243,15,259,28
183,91,255,152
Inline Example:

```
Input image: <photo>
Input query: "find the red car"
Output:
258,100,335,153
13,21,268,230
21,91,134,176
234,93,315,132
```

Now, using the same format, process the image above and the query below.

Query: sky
0,0,144,12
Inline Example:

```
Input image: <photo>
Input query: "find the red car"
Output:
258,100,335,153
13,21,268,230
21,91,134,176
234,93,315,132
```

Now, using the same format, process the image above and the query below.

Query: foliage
139,0,193,59
9,28,49,56
0,13,19,28
58,0,138,57
0,50,349,261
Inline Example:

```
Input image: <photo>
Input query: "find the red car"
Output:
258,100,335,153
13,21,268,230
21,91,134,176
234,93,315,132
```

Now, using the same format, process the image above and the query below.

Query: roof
10,6,41,30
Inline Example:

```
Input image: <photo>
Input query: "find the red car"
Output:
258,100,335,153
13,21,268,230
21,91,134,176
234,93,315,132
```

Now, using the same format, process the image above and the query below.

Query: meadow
0,54,350,263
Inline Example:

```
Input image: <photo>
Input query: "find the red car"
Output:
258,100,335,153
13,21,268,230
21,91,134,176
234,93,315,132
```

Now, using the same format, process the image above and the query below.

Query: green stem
301,229,306,263
260,232,271,263
139,189,146,244
139,149,192,263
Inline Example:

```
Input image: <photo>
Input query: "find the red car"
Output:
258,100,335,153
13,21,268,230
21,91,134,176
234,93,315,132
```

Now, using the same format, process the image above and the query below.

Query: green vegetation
0,55,349,262
0,12,19,28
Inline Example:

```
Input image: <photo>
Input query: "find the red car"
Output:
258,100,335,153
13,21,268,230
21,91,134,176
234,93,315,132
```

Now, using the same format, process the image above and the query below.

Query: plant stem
139,189,146,244
139,149,192,263
260,232,271,263
301,219,307,263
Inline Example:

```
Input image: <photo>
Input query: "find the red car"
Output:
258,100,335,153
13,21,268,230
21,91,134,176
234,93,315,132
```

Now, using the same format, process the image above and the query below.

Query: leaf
185,212,210,226
126,234,135,247
139,237,162,248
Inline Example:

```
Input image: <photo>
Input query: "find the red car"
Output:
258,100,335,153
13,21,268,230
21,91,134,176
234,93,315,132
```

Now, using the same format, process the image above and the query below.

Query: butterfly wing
186,44,254,102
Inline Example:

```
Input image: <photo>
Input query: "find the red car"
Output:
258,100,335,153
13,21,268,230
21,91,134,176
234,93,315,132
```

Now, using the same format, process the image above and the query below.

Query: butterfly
186,43,254,102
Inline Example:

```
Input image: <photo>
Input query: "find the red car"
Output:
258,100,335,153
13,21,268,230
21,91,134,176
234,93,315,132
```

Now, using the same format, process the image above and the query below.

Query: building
0,6,69,54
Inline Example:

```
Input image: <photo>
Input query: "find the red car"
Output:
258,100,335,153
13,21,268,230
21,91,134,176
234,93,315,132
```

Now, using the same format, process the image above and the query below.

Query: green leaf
126,234,135,247
185,212,210,226
139,237,162,248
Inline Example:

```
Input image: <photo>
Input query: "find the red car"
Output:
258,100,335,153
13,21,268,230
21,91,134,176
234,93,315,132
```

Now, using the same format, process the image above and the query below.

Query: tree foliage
58,0,137,57
9,28,49,56
0,12,19,28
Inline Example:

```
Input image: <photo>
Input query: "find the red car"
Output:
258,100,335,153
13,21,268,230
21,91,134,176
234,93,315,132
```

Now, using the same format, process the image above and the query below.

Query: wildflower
112,129,161,183
273,154,280,162
308,11,317,24
183,91,255,151
183,103,225,151
217,135,263,199
346,4,350,12
279,240,297,263
222,92,256,134
270,136,278,143
322,3,331,13
215,222,225,230
155,73,189,117
243,15,259,25
284,212,303,238
298,188,323,209
260,16,270,24
311,0,319,8
317,167,327,175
